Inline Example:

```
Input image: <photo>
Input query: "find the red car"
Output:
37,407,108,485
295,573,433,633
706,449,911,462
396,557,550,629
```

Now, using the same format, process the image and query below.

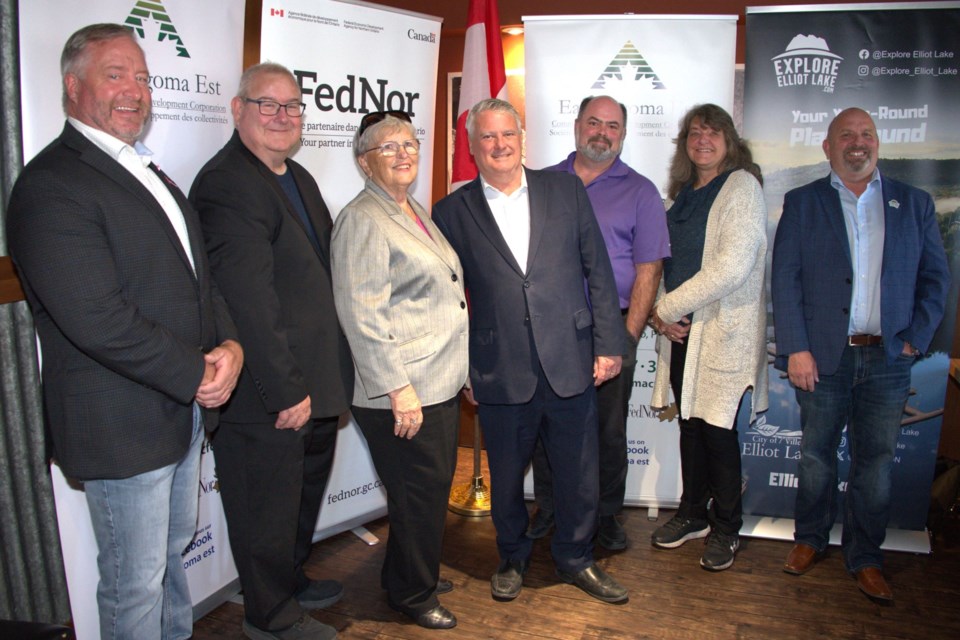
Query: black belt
848,334,882,347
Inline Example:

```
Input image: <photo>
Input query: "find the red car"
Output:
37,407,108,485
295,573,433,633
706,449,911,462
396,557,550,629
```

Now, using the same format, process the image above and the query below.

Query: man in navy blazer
772,108,949,601
433,99,628,604
6,24,242,639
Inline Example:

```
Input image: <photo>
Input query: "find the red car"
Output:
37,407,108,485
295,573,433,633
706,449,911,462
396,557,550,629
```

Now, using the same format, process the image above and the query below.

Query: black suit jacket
433,168,625,404
6,122,238,480
190,131,353,422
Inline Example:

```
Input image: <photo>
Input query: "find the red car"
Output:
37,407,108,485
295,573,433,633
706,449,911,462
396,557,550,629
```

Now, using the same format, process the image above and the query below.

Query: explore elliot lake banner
741,1,960,545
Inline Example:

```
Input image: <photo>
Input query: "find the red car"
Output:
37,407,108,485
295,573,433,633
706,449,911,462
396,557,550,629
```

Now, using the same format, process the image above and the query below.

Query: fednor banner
18,1,245,637
742,1,960,541
522,14,738,507
259,0,443,538
260,0,442,216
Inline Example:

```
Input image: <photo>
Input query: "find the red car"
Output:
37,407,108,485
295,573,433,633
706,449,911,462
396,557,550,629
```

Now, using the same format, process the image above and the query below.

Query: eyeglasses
357,110,412,138
243,98,306,117
361,139,421,157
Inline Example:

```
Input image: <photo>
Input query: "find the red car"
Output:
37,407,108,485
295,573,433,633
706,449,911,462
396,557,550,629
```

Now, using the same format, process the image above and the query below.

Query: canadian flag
450,0,507,191
270,8,284,17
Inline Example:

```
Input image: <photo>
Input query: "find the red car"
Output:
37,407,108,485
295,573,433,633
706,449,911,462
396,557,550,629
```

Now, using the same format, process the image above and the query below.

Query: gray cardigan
651,169,769,428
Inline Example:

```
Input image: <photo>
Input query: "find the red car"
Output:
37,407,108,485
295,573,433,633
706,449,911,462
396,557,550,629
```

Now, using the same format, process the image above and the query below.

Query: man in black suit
432,98,628,604
6,23,242,640
190,63,353,640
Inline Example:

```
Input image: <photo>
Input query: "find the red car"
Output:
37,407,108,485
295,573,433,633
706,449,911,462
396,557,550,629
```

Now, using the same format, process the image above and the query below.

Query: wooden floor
193,450,960,640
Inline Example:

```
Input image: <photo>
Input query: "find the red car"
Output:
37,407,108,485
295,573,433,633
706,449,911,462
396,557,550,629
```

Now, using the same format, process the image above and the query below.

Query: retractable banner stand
18,1,245,637
261,0,441,216
260,0,442,539
743,2,960,550
523,15,737,508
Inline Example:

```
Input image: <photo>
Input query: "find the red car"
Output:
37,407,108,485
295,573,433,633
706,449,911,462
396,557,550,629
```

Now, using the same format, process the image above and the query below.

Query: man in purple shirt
529,95,670,549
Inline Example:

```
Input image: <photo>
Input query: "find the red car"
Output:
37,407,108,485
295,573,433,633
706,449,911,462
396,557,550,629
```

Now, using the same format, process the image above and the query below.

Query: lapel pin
888,199,900,209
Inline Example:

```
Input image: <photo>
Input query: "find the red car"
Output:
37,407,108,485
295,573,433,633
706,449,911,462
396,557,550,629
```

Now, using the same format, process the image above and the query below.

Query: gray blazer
6,122,238,479
331,180,469,409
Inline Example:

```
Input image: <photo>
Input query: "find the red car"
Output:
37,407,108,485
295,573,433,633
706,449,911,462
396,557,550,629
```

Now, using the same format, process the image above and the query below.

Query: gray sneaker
651,515,710,549
242,614,337,640
700,531,740,571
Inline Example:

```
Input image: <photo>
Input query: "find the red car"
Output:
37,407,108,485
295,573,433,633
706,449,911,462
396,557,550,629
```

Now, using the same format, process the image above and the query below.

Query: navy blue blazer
771,172,950,376
433,168,626,404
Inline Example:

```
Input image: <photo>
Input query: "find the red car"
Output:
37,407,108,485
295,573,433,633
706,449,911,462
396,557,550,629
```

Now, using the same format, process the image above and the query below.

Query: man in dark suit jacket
772,108,949,602
433,99,628,604
190,63,353,640
6,24,242,640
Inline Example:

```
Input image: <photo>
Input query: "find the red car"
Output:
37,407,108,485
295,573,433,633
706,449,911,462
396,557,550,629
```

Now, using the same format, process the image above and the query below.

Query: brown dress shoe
783,543,821,575
855,567,893,601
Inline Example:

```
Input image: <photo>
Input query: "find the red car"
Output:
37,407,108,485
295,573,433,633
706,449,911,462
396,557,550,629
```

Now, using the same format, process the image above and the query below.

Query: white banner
523,14,737,196
261,0,442,216
260,0,442,542
19,1,245,637
523,15,737,508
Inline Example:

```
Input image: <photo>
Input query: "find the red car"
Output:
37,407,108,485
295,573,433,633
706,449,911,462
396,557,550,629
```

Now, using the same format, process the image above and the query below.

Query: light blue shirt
830,168,884,336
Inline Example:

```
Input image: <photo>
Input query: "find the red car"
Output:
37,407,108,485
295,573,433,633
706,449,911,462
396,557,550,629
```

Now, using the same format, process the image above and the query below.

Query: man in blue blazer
772,108,949,601
433,99,628,604
6,24,242,639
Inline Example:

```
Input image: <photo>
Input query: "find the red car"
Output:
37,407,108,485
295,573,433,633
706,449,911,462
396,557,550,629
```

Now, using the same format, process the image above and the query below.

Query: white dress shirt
68,117,195,273
480,169,530,273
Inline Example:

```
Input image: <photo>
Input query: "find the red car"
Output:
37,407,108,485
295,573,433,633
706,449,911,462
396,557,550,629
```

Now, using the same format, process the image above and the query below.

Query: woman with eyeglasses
331,112,469,630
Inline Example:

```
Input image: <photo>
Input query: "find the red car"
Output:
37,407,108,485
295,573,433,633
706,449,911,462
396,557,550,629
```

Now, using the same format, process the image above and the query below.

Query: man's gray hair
236,62,299,99
465,98,521,139
60,23,139,109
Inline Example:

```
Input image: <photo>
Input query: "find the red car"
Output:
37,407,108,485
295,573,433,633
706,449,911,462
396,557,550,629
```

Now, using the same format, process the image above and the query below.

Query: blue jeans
793,344,911,572
85,408,202,640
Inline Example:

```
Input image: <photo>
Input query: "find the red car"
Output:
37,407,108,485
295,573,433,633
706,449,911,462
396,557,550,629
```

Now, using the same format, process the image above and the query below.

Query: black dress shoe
295,578,344,609
597,515,627,551
491,558,527,600
415,605,457,629
526,509,554,539
436,578,453,594
556,563,628,603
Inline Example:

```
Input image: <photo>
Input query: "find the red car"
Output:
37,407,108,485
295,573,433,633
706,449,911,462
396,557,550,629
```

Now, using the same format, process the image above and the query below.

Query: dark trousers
533,357,637,516
214,416,338,630
480,368,600,574
532,335,636,517
670,340,743,535
352,397,460,616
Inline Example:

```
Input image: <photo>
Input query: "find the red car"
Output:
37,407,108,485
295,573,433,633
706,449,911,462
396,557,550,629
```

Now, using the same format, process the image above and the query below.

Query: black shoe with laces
650,515,710,549
700,531,740,571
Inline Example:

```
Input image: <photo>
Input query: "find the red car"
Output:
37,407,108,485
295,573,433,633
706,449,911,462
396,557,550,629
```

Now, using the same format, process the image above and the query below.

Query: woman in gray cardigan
648,104,768,572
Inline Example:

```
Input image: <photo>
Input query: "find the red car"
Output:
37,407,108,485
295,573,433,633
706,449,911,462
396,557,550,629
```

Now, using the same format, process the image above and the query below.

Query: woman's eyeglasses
361,139,421,157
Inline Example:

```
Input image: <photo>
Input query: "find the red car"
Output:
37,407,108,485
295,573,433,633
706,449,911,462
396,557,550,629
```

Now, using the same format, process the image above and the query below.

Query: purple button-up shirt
546,152,670,308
